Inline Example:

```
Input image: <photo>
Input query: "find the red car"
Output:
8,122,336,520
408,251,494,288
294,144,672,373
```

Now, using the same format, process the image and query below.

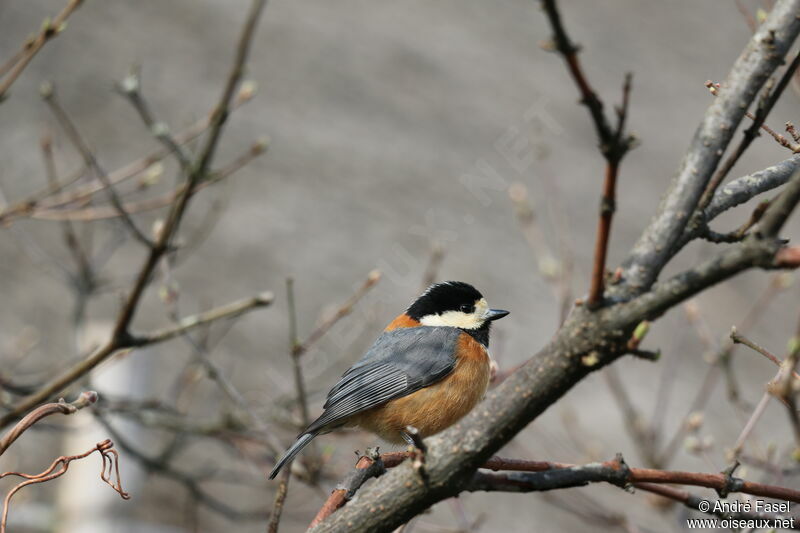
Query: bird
268,281,508,479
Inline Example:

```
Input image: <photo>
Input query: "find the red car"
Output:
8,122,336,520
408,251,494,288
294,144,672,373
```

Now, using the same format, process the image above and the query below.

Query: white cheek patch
419,298,488,330
420,311,482,329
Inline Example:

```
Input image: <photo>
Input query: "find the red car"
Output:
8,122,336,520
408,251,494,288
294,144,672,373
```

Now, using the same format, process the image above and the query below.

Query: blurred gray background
1,1,799,532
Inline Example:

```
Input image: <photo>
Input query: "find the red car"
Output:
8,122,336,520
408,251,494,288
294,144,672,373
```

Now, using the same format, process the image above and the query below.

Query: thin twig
0,0,269,429
292,270,381,358
116,67,193,171
419,244,445,292
508,182,572,324
0,439,129,533
286,278,310,427
657,278,787,467
267,467,291,533
697,59,800,216
128,291,274,346
730,327,800,456
731,326,800,380
588,158,620,307
541,0,635,308
0,0,84,101
41,82,155,247
30,139,268,222
95,412,267,521
40,130,94,295
0,85,255,226
587,74,634,308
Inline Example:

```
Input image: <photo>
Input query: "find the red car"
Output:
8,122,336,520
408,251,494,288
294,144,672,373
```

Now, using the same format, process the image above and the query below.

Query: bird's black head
406,281,508,345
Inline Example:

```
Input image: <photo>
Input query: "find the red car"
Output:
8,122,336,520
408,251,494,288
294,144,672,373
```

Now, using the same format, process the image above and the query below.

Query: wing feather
305,327,459,434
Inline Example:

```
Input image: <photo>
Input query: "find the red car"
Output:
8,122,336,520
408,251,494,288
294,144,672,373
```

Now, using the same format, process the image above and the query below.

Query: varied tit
268,281,508,479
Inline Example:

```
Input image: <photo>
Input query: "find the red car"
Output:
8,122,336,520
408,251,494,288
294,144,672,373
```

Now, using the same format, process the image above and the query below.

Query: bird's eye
459,304,474,313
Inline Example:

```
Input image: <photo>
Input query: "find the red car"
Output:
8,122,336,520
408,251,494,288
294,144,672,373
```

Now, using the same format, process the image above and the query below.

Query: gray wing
305,326,459,434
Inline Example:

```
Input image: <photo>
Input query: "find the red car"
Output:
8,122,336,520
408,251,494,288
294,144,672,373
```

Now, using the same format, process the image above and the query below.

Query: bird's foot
402,426,427,480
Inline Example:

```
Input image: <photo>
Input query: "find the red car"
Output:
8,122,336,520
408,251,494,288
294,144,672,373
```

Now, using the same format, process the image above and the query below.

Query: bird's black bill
486,309,509,321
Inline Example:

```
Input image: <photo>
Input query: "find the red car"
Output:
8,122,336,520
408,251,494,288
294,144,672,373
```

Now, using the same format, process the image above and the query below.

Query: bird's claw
402,426,428,479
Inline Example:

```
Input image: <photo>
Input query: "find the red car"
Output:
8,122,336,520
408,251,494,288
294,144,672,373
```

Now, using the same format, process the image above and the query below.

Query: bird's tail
268,432,317,479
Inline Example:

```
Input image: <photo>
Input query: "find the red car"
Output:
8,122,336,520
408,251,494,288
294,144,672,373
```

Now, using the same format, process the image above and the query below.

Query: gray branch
615,0,800,296
705,155,800,223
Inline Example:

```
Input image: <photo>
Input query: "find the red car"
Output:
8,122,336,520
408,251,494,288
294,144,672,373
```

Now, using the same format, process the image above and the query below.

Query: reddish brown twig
588,159,621,307
309,450,407,528
481,455,800,502
310,451,800,528
0,0,84,101
0,439,129,533
541,0,636,308
775,246,800,267
704,75,800,156
0,390,97,456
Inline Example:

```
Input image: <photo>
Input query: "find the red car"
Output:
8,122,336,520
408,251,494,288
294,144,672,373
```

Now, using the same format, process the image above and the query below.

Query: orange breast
353,333,490,443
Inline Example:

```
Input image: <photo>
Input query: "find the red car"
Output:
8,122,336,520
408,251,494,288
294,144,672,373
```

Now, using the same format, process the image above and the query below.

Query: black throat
463,321,490,347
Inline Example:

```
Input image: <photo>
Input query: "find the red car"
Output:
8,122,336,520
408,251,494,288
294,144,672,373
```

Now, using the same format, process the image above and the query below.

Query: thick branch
617,0,800,295
308,182,800,533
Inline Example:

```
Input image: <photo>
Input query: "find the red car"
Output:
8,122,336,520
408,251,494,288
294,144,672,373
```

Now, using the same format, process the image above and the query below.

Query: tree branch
0,391,97,456
541,0,636,308
616,0,800,296
313,452,800,529
696,50,800,216
706,156,800,219
41,83,155,248
128,291,274,346
0,0,269,428
0,0,84,101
